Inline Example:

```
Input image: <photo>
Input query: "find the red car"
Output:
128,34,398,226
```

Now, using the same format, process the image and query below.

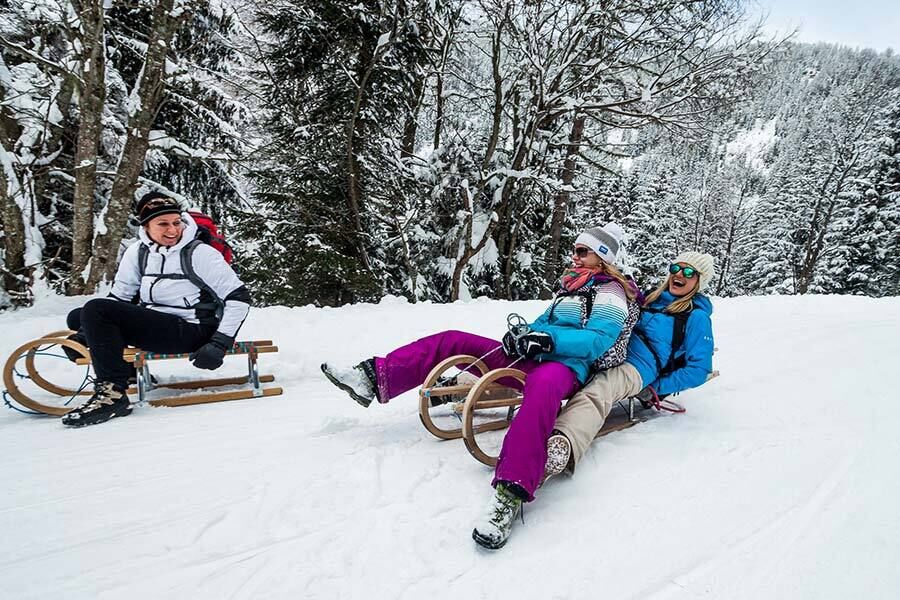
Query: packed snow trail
1,294,898,599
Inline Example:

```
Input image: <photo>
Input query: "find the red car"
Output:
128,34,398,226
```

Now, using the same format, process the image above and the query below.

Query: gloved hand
501,331,519,357
515,331,554,359
190,332,233,370
635,385,659,409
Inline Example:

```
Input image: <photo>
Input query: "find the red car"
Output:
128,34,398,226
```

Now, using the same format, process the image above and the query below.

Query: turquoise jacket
528,278,629,383
625,291,714,395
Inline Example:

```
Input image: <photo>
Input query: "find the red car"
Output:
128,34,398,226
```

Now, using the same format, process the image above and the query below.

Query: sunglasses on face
669,263,698,278
573,246,594,258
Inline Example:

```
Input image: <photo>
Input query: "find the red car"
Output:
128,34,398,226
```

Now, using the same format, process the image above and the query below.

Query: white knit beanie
673,251,715,292
574,222,625,265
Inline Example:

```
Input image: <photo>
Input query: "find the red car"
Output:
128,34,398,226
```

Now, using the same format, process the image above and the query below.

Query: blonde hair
644,275,697,314
600,262,638,302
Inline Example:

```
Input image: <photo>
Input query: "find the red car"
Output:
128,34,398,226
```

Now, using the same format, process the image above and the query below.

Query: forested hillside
1,1,898,308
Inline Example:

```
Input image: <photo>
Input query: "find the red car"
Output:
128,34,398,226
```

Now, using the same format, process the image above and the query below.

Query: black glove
190,332,233,370
635,385,659,409
515,331,554,359
501,331,519,357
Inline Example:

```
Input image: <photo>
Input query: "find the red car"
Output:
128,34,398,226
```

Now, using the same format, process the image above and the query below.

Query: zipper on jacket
147,253,168,305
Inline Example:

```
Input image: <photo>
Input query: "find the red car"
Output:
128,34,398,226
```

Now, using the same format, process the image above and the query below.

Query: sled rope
2,344,93,414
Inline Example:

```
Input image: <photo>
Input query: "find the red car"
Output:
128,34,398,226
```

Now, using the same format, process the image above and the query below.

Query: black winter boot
62,382,132,427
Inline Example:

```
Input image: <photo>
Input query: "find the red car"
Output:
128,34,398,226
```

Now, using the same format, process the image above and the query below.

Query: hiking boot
321,359,379,408
472,481,526,550
62,381,132,428
542,432,572,485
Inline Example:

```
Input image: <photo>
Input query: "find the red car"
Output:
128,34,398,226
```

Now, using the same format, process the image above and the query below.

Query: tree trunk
0,160,29,304
68,1,106,294
84,0,182,291
541,114,585,298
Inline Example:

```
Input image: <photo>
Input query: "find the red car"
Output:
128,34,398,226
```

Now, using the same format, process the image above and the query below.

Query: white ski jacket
109,213,250,339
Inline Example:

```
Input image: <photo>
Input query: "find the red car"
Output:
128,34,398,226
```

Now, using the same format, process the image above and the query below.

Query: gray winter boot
542,432,572,485
321,359,379,408
472,481,525,549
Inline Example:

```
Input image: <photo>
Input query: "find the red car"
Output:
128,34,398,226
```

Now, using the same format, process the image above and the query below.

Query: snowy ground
1,293,898,600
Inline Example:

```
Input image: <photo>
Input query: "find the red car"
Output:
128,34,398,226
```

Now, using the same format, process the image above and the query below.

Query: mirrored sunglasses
669,263,698,278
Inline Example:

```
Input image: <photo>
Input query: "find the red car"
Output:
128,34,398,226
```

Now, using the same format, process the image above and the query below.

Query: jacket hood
138,211,198,254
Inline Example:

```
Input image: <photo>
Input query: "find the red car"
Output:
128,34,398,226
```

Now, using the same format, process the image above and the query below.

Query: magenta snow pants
374,330,580,500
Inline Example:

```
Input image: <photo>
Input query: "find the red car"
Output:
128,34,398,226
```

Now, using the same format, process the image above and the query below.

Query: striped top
528,279,630,383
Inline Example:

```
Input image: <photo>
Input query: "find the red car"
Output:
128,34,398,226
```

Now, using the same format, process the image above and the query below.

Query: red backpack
188,211,233,263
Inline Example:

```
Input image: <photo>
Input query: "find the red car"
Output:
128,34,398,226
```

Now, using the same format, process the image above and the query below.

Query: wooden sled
418,354,718,467
2,330,282,416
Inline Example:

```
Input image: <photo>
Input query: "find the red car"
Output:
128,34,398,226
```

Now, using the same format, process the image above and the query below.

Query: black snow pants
67,298,216,389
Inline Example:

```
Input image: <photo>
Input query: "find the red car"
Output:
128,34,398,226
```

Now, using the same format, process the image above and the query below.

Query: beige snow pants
553,363,643,471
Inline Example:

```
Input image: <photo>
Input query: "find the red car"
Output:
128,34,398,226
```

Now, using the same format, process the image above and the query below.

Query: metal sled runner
418,354,716,467
3,330,282,416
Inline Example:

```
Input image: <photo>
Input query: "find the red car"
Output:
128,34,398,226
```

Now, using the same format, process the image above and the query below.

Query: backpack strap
663,310,691,377
638,306,693,378
137,243,149,277
180,240,225,323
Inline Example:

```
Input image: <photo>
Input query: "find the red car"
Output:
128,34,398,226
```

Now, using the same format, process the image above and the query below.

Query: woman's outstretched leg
322,330,521,407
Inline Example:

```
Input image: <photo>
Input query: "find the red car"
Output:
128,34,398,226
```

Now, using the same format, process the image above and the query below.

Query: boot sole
472,528,508,550
320,364,372,408
62,405,133,428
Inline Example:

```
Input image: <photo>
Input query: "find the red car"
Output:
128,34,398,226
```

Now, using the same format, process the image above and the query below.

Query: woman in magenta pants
322,223,640,549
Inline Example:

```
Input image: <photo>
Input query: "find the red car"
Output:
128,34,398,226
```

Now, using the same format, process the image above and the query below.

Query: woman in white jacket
62,192,251,428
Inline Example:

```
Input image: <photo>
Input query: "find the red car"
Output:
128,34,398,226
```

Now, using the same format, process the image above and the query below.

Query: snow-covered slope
1,294,898,600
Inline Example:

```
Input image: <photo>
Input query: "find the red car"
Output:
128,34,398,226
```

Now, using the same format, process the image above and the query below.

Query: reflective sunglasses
573,246,594,258
669,263,698,278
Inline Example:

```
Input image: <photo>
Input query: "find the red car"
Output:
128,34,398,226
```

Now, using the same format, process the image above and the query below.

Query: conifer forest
1,0,898,308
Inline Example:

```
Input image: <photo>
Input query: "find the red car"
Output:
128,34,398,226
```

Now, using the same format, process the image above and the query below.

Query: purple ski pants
374,330,580,500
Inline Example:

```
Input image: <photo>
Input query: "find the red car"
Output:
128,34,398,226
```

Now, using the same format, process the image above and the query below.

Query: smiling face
668,262,700,297
572,244,603,270
145,214,185,247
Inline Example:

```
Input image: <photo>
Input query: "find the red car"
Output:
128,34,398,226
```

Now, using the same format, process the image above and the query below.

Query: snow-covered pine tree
244,0,436,306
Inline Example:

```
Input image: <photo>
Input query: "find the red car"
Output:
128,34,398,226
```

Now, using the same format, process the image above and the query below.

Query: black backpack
637,306,692,378
136,240,224,324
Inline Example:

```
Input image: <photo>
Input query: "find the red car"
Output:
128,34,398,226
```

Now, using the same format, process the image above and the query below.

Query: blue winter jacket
528,279,629,384
626,291,715,396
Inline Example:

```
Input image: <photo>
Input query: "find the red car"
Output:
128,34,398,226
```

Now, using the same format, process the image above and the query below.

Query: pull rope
640,386,686,414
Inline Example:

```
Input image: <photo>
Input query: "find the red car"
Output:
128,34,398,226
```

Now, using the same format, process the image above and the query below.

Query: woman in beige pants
545,251,718,476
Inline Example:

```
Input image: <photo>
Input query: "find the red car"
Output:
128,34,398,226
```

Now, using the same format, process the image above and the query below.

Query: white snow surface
1,293,899,599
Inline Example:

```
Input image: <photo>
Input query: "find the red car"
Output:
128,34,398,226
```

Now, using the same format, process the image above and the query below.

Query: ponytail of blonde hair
600,262,638,303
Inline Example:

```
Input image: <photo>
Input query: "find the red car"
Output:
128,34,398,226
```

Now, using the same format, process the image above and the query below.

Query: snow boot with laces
62,381,131,428
472,481,527,549
321,359,379,407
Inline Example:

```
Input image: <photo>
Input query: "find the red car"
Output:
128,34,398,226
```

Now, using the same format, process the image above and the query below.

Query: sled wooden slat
147,386,283,407
126,374,275,394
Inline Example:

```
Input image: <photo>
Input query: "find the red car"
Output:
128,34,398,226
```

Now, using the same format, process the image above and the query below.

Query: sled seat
76,339,283,408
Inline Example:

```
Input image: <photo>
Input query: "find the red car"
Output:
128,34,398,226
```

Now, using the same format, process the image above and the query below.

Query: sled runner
418,355,718,467
2,330,282,416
